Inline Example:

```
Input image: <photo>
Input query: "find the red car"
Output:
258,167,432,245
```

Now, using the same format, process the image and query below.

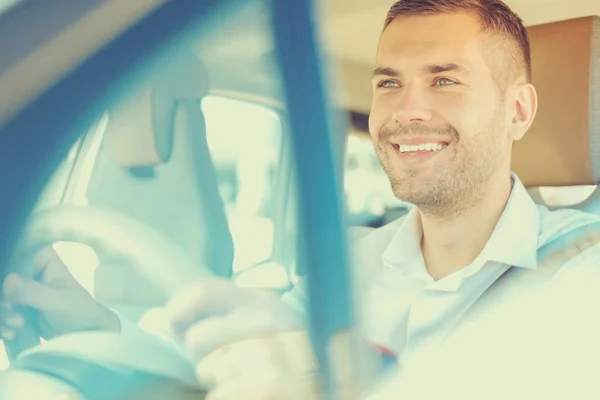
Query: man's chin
392,187,432,208
392,183,457,216
392,176,439,199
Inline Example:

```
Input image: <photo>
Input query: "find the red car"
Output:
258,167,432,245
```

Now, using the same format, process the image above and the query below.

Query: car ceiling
2,0,597,126
321,0,600,114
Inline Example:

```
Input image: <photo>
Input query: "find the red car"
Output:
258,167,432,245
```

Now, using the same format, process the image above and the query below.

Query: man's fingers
0,301,21,340
33,246,73,282
166,279,232,333
195,337,282,387
3,273,63,311
33,246,56,271
195,344,235,387
0,304,18,338
184,314,238,361
205,374,320,400
166,279,270,334
205,377,280,400
183,309,288,362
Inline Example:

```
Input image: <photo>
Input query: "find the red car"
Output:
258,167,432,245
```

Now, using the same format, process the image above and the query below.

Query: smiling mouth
393,141,449,154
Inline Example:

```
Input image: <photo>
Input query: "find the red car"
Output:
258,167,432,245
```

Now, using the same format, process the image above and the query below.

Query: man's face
369,12,517,216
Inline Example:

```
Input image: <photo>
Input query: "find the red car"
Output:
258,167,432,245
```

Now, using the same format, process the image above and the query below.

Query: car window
202,95,283,274
1,0,300,373
37,95,287,295
345,132,411,226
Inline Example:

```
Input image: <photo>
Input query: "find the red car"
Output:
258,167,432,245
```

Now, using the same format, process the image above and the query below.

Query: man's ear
509,83,538,141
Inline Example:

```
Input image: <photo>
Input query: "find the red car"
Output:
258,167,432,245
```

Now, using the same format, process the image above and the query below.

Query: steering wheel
3,204,214,360
3,331,209,399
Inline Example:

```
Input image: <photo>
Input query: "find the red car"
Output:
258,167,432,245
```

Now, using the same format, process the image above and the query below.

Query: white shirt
284,172,600,378
365,184,600,398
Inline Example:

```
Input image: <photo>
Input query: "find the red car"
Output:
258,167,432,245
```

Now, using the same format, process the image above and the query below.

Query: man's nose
391,84,433,125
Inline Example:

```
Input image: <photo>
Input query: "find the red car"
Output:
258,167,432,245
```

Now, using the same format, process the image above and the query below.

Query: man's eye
378,80,399,88
433,78,456,87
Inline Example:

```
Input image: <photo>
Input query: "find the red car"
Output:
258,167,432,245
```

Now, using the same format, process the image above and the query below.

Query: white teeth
398,142,448,153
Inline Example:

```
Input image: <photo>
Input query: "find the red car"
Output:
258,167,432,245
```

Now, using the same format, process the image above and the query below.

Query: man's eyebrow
372,66,401,78
372,64,470,78
426,63,470,75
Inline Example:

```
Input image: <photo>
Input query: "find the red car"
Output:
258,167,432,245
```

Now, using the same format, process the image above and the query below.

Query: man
3,0,600,398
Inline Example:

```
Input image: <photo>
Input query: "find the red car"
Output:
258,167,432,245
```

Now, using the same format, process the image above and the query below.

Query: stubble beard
376,113,506,220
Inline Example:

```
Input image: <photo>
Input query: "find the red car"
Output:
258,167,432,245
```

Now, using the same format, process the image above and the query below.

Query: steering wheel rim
4,331,207,399
4,204,213,361
17,204,213,296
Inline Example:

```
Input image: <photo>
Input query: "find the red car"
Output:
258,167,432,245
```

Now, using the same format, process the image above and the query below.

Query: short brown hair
383,0,531,84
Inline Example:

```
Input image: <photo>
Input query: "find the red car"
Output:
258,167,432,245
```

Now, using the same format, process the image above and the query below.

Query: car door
0,0,362,397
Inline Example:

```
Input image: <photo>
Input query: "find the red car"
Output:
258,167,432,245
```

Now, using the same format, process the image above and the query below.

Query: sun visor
512,16,600,187
107,52,209,167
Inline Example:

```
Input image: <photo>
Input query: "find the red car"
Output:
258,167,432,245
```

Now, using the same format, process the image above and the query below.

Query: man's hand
165,278,321,399
0,247,120,341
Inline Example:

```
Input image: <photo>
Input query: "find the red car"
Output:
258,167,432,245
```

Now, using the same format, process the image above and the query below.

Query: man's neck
420,174,513,281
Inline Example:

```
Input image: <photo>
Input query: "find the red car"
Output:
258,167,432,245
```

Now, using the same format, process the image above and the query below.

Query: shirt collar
480,172,539,269
382,172,540,280
381,206,424,274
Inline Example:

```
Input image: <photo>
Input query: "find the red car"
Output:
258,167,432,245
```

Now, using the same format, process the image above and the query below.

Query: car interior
0,0,598,398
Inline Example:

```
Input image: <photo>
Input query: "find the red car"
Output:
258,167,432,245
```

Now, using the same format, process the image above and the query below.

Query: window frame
201,92,296,281
0,0,358,394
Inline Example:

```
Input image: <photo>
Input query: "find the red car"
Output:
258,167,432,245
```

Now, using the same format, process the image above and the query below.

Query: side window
0,0,327,375
202,95,283,274
345,133,411,227
30,95,290,306
11,1,295,329
1,0,314,379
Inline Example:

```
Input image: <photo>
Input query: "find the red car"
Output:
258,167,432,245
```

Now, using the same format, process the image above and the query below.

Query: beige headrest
512,16,600,187
106,52,209,167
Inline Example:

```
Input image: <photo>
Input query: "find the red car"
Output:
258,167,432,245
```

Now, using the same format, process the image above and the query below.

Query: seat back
85,52,234,305
513,16,600,191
